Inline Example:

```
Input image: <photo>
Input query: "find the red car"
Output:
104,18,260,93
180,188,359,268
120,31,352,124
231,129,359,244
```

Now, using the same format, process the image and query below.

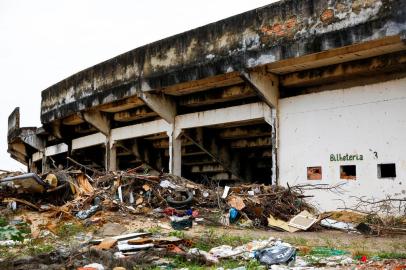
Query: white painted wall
278,78,406,213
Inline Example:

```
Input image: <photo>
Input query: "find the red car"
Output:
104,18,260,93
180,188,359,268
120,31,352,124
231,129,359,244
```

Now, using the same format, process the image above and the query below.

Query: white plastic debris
7,200,17,211
159,180,177,189
83,263,105,270
114,251,125,259
320,218,356,231
221,186,230,199
0,240,19,246
188,248,219,263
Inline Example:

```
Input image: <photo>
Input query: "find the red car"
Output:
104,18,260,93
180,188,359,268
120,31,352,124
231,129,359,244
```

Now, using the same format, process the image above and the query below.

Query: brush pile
0,166,316,228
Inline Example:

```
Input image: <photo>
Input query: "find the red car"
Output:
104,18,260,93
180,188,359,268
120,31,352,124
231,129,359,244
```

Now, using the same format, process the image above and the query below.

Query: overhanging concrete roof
40,0,406,124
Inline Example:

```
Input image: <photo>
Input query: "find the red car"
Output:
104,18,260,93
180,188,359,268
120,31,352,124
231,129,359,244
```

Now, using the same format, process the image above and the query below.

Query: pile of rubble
1,167,406,269
0,167,317,230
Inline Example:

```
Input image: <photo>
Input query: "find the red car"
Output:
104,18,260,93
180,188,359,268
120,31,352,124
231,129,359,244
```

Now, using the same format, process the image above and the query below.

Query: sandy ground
99,211,406,255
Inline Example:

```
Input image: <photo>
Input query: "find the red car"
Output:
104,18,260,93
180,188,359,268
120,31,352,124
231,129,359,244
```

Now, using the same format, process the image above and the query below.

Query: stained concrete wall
278,77,406,212
40,0,406,124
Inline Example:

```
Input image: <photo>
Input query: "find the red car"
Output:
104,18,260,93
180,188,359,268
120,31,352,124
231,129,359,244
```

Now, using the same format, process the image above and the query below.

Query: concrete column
109,142,117,171
105,137,117,171
265,106,278,185
168,126,182,176
41,155,48,174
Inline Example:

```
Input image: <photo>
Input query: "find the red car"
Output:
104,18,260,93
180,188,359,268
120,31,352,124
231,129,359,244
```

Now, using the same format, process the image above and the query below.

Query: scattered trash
320,218,356,232
229,207,240,223
268,214,299,233
228,195,245,211
0,167,404,269
221,186,230,199
76,205,101,220
117,241,154,252
355,222,374,235
309,247,349,257
288,210,318,230
170,216,193,230
81,263,105,270
254,243,296,266
93,237,117,250
166,190,194,209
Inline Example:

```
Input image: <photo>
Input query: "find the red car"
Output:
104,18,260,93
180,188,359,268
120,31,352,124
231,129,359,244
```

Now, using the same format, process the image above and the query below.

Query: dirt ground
1,209,406,270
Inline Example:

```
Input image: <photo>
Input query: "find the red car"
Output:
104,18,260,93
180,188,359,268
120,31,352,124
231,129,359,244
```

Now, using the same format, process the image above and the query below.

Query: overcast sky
0,0,276,171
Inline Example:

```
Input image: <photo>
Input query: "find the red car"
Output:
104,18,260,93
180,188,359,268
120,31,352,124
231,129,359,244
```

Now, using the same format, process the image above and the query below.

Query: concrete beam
72,132,105,150
137,89,177,124
178,84,255,107
183,156,216,166
96,96,144,113
280,51,406,88
218,125,272,139
62,114,85,125
191,164,225,173
241,69,279,108
229,137,272,148
44,143,68,156
175,102,268,129
113,106,157,122
111,119,170,142
267,35,406,74
81,110,110,136
74,123,97,134
32,152,43,162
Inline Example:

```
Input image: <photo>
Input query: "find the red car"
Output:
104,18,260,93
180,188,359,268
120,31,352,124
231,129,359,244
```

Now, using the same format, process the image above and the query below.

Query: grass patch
373,252,406,259
0,217,8,227
146,256,264,270
193,228,256,251
0,246,14,259
283,236,309,246
168,230,185,238
56,222,85,238
0,218,30,242
27,242,54,256
147,225,162,234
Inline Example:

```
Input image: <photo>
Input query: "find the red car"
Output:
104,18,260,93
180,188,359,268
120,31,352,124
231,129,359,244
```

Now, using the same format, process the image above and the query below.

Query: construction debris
0,168,405,269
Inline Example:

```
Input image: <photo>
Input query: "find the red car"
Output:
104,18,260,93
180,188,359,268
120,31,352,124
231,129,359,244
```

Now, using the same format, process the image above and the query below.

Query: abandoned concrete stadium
7,0,406,211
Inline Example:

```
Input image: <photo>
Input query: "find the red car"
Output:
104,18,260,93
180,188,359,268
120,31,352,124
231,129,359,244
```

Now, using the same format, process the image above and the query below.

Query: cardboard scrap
136,197,144,205
288,210,318,230
267,214,300,233
94,237,117,250
227,195,245,210
142,184,151,191
77,174,94,194
128,238,153,245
